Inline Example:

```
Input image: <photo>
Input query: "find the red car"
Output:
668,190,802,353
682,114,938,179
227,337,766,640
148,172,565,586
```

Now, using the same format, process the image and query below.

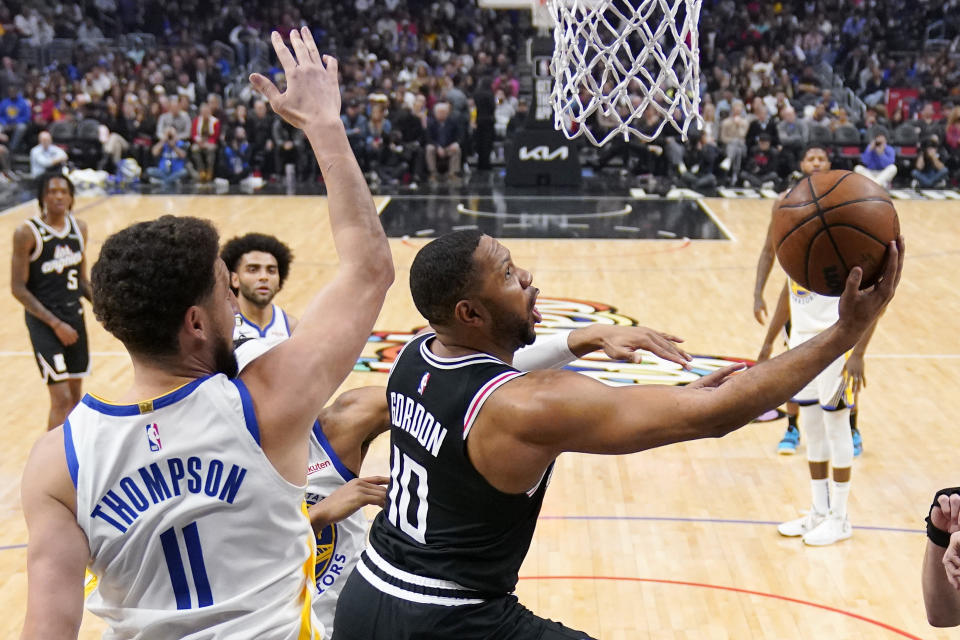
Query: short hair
92,216,220,356
37,173,74,211
220,233,293,289
801,143,831,160
409,230,483,324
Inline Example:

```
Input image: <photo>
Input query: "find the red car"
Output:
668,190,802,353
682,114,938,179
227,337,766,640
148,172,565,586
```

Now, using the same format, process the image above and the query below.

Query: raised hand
932,493,960,536
836,237,904,346
596,325,692,369
249,27,341,130
309,476,389,529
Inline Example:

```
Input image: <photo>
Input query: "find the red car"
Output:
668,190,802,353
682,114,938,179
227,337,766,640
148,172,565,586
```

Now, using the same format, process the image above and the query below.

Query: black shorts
25,308,89,384
332,567,596,640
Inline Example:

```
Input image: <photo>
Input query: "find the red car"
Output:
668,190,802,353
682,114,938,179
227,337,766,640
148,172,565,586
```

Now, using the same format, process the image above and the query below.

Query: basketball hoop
545,0,703,146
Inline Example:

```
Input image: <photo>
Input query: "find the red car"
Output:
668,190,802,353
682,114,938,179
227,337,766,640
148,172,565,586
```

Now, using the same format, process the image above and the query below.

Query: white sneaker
802,513,852,546
777,510,826,537
719,157,732,171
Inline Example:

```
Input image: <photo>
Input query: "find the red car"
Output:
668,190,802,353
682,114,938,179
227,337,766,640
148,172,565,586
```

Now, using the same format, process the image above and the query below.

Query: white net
546,0,702,146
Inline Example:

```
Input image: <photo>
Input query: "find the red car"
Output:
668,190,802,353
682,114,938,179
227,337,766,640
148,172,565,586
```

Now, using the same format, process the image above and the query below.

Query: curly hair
37,173,75,211
91,216,220,356
219,233,293,290
409,230,483,324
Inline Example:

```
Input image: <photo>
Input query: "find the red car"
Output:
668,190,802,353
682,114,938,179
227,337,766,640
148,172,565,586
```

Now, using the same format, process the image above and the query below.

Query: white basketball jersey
234,304,292,347
788,279,839,346
305,421,367,636
66,375,322,640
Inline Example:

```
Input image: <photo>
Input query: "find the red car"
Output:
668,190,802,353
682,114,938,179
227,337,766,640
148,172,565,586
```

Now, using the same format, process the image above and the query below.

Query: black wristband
927,487,960,548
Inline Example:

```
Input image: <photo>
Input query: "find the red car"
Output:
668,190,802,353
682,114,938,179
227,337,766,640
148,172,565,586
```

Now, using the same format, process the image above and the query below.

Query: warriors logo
354,297,781,421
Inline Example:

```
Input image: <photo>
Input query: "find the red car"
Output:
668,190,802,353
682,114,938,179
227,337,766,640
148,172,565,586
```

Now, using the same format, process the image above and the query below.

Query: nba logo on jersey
145,423,162,452
417,372,431,395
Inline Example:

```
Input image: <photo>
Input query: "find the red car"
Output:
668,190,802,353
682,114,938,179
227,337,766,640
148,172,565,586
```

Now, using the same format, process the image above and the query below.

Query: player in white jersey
222,232,298,349
19,28,394,639
761,279,880,545
235,321,694,636
753,145,865,456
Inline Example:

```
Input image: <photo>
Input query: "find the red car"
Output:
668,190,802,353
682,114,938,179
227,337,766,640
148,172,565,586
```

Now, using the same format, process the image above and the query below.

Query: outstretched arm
20,432,87,639
757,282,789,362
754,200,781,324
471,242,904,493
240,28,394,483
513,324,691,371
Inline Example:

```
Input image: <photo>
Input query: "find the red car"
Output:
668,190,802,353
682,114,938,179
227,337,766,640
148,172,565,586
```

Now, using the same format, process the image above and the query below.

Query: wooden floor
0,192,957,639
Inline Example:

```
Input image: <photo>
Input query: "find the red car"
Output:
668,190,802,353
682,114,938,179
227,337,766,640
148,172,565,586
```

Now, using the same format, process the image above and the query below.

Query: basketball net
544,0,703,147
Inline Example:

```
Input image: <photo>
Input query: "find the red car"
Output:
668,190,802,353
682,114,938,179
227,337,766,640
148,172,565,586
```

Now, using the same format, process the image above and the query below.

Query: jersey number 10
387,446,429,544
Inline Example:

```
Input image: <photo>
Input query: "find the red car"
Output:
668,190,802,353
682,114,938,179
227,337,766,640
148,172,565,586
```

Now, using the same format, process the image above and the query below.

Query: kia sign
506,129,581,187
518,145,570,161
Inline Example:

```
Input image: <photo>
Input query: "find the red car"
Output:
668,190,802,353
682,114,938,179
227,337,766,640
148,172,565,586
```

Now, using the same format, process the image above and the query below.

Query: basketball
771,170,900,296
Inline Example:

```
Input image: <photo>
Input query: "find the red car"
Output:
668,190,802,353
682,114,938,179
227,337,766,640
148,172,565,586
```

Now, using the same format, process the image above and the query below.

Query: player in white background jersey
222,232,298,348
764,280,880,545
19,28,394,639
236,317,695,636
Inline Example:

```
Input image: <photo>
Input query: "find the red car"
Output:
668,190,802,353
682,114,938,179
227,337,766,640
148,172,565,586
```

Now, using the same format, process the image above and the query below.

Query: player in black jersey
10,174,91,430
334,229,903,640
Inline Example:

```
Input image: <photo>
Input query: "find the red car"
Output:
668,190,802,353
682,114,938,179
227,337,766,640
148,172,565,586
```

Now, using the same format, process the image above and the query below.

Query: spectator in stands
29,130,68,178
193,57,220,106
830,107,854,133
778,106,807,163
719,99,749,185
860,107,890,142
147,126,188,186
155,99,191,141
0,85,30,152
473,79,495,171
364,102,392,183
741,133,782,191
944,106,960,174
425,101,461,181
917,103,943,141
860,64,887,107
222,126,251,184
795,65,823,107
912,135,950,188
247,100,275,178
176,73,196,105
746,102,779,150
190,102,220,182
272,117,304,183
854,132,897,188
506,98,529,138
342,98,368,171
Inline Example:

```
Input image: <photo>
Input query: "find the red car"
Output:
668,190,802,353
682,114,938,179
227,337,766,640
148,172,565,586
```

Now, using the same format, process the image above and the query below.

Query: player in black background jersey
10,174,91,430
334,229,903,640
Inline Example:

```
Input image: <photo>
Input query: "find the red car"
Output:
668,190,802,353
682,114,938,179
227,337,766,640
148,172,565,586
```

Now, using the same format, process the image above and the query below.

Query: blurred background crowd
4,0,960,191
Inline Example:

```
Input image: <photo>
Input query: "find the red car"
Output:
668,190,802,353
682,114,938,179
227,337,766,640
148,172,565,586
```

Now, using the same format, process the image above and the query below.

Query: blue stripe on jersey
312,420,356,482
182,522,213,607
238,306,277,338
230,378,260,445
80,375,214,416
160,527,192,609
63,418,79,488
281,308,290,335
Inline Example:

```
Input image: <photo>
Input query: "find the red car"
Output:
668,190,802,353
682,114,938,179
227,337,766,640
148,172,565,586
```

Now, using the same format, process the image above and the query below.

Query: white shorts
789,333,854,411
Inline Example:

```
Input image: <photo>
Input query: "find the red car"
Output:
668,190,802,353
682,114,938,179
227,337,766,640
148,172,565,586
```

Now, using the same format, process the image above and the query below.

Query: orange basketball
771,170,900,296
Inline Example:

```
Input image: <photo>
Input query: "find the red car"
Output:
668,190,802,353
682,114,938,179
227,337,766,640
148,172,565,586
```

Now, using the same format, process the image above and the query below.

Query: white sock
811,478,830,514
831,480,850,519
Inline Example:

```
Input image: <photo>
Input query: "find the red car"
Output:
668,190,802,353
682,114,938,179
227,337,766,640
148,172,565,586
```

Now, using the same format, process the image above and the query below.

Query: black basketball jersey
25,214,85,313
367,333,553,596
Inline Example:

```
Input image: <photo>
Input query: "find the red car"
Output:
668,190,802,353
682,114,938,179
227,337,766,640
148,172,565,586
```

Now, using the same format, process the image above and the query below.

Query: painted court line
537,515,921,534
517,576,923,639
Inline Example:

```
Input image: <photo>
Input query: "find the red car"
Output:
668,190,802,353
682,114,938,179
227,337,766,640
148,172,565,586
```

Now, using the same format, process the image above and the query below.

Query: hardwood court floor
0,192,956,639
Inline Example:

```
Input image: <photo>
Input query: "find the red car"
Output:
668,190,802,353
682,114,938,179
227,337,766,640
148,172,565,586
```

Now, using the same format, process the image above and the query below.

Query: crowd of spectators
0,0,958,192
